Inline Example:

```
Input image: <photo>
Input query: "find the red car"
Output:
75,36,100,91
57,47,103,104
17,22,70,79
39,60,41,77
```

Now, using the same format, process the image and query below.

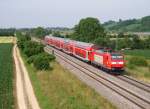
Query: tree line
1,17,150,51
0,28,15,36
103,16,150,32
66,17,150,50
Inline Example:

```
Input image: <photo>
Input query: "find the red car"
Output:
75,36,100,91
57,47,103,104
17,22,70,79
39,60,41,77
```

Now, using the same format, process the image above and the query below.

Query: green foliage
0,43,14,109
141,16,150,31
124,50,150,59
27,52,55,64
72,17,105,44
27,55,35,64
16,31,31,50
129,56,148,67
144,37,150,49
0,28,15,36
93,37,110,47
33,55,50,70
16,31,55,70
127,63,135,70
17,35,44,57
23,41,44,57
31,27,50,39
17,40,25,49
24,60,117,109
37,53,56,61
131,35,144,49
16,31,31,41
52,31,64,38
103,16,150,32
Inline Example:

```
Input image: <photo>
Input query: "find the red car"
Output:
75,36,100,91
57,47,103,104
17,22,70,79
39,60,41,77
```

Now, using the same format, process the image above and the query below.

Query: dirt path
13,45,41,109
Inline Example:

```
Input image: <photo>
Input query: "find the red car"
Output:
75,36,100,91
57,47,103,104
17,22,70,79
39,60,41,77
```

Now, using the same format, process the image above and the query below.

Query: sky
0,0,150,28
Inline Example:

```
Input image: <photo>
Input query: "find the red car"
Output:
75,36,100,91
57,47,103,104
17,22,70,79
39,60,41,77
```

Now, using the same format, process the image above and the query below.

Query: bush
38,53,55,61
17,40,24,50
27,53,55,64
129,56,148,67
33,56,50,70
27,55,36,64
23,41,44,57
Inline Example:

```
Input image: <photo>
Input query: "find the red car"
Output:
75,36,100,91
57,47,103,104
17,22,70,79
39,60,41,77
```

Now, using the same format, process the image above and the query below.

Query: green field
21,53,116,109
124,50,150,82
124,50,150,59
0,43,14,109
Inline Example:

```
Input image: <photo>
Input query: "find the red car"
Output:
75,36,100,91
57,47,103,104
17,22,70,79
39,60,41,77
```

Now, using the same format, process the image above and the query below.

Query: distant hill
103,16,150,32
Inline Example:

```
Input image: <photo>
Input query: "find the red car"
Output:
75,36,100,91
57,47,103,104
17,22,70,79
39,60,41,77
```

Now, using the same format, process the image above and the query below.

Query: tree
33,54,50,70
52,31,64,38
23,41,44,57
94,36,110,47
72,17,105,43
141,16,150,31
124,35,132,48
144,37,150,49
131,35,144,49
32,27,50,39
118,32,124,38
0,28,16,36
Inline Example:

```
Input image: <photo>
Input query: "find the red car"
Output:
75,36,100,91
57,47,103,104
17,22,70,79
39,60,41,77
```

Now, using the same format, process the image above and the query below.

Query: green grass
124,50,150,59
0,43,14,109
125,55,150,82
124,50,150,82
21,53,116,109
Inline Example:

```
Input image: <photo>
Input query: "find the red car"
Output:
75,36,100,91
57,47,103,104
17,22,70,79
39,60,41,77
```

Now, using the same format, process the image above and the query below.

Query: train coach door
88,51,92,61
104,55,109,67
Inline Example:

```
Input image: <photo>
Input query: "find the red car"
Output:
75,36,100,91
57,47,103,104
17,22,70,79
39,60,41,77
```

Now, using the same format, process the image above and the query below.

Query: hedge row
17,33,55,70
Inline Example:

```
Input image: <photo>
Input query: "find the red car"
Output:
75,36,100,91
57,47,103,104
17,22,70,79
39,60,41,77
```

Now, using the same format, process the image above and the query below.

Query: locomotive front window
111,54,123,60
95,49,112,53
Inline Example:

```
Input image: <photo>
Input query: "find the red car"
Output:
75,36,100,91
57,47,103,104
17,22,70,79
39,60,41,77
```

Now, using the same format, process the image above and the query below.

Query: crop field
0,37,14,43
0,43,14,109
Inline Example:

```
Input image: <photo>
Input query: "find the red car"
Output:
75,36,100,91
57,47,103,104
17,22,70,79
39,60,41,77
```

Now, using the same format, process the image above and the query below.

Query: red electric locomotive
45,35,125,72
90,48,124,71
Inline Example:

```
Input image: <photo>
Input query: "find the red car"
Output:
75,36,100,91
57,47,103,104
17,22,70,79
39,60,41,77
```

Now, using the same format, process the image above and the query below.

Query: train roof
46,35,65,41
75,41,96,50
45,35,99,50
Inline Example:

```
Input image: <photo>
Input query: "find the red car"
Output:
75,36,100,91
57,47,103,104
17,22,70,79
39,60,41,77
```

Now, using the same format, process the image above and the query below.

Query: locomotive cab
110,53,124,71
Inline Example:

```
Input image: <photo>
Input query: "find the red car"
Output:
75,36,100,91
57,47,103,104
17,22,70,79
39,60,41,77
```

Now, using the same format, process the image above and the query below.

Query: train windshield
95,48,112,53
111,53,123,60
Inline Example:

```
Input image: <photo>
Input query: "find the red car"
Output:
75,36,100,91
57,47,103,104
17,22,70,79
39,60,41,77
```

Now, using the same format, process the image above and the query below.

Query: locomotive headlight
111,62,116,64
118,62,124,64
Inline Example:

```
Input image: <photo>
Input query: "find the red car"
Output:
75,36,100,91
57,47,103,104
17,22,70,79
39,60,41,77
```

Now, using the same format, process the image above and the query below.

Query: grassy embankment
0,41,14,109
124,50,150,82
21,53,116,109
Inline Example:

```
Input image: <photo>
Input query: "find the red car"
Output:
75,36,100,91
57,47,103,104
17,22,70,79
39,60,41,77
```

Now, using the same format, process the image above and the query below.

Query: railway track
45,46,150,109
117,75,150,93
33,37,150,92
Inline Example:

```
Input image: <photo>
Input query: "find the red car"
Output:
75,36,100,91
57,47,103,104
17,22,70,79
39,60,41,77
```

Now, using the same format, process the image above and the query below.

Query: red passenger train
45,35,125,73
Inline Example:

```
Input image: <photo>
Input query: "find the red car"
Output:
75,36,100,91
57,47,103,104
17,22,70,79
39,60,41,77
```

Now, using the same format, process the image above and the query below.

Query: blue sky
0,0,150,28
